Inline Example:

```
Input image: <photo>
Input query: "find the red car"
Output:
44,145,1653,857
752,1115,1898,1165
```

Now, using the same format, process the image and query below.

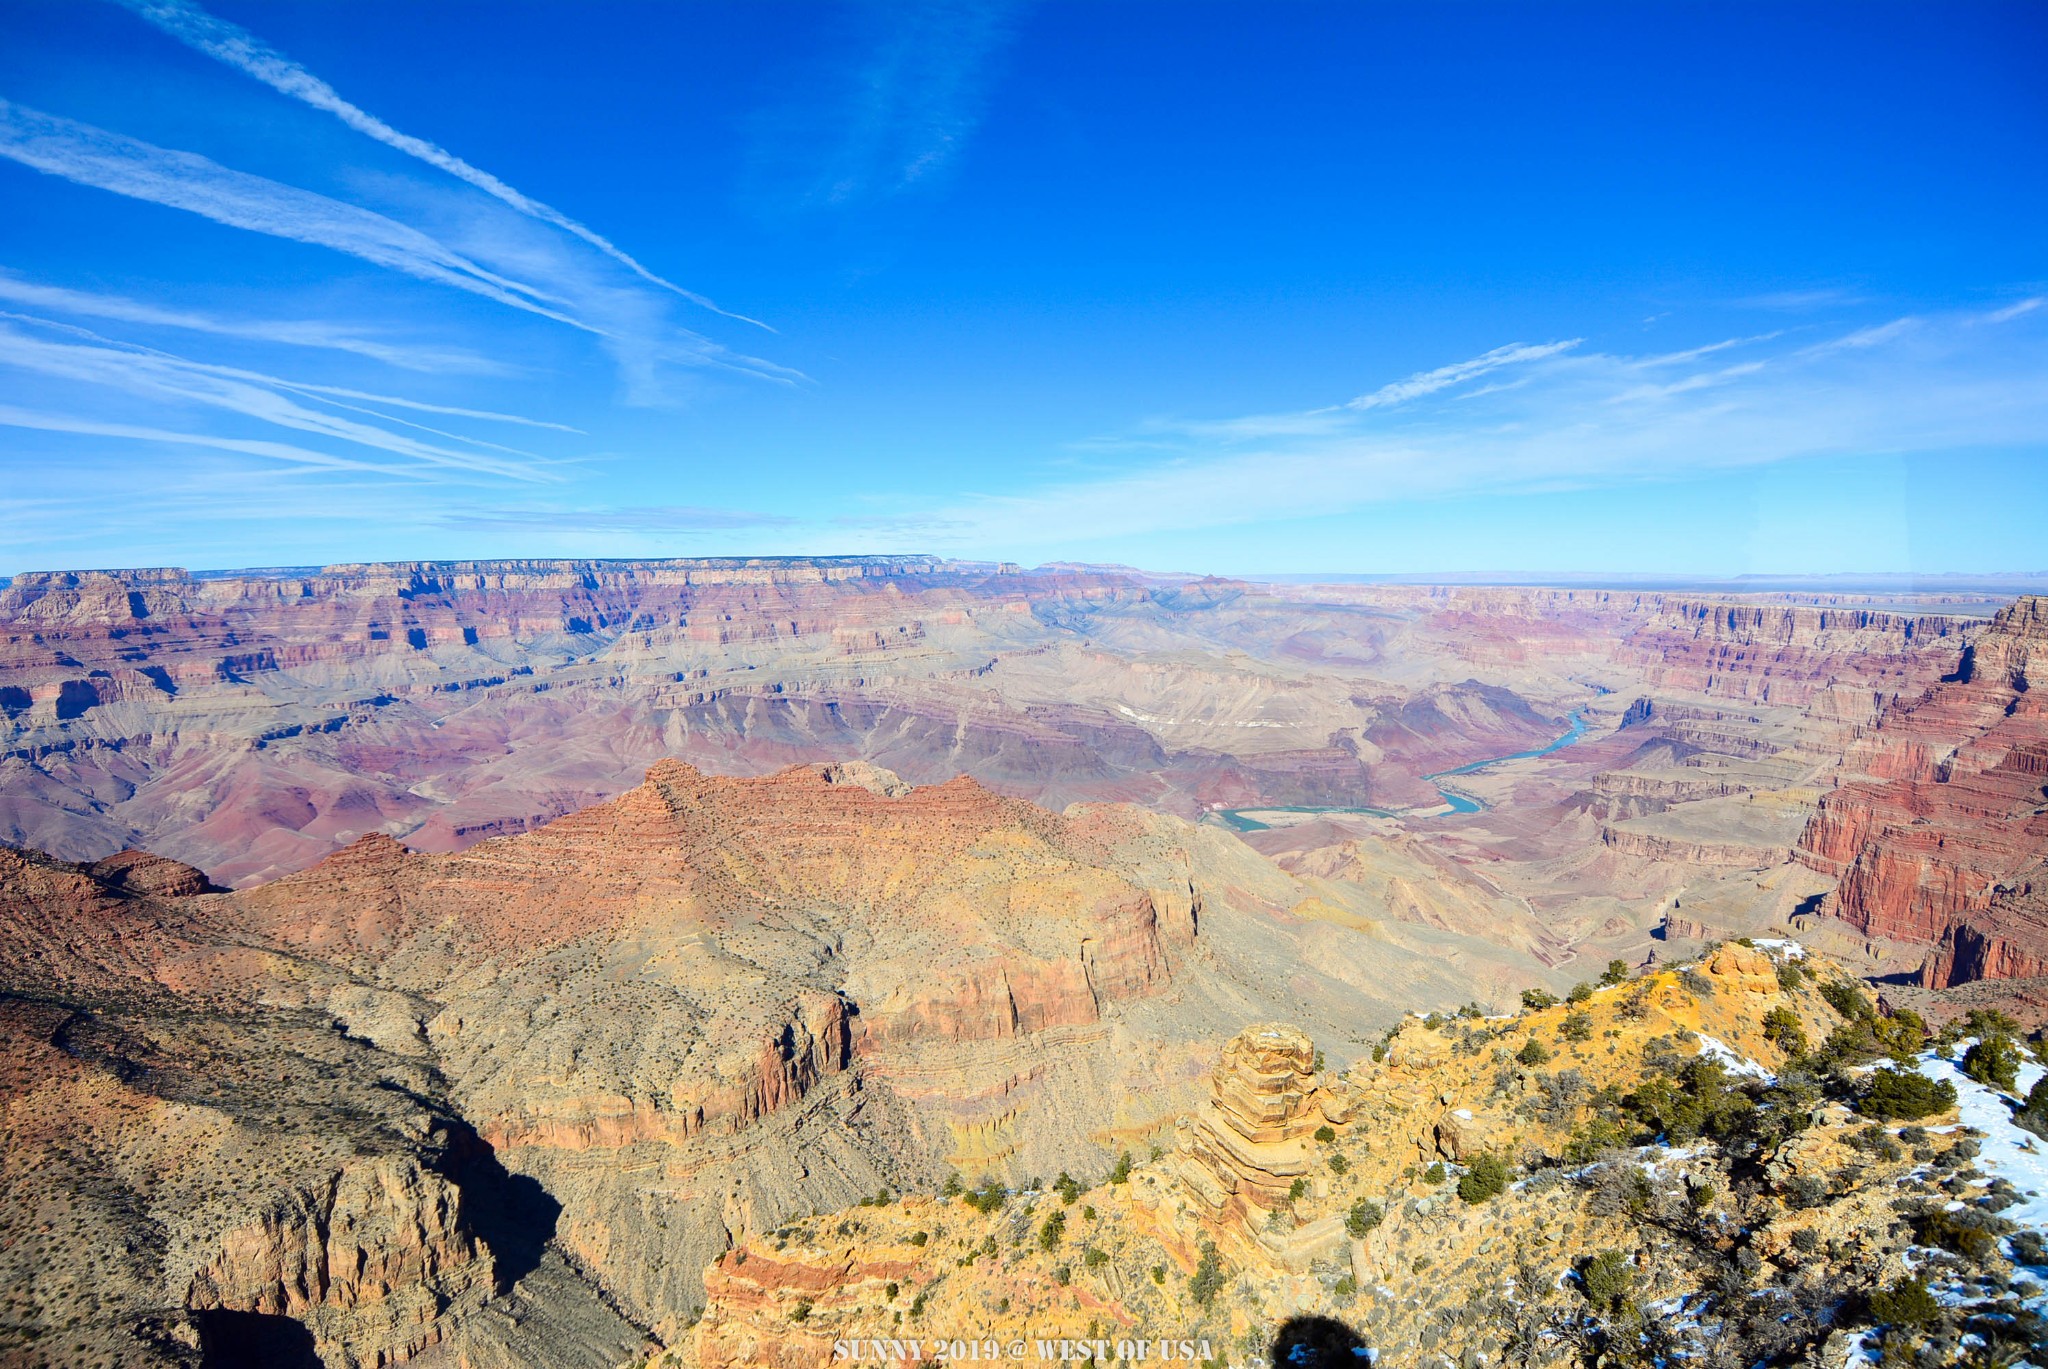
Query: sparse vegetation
1867,1277,1939,1329
1858,1067,1955,1120
1037,1208,1066,1251
1761,1005,1808,1056
1577,1249,1633,1316
1962,1033,2021,1092
1188,1240,1227,1305
1456,1152,1510,1203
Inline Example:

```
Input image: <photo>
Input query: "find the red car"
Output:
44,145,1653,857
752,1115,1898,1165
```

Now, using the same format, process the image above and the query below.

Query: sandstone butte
1,756,1552,1367
683,942,2042,1369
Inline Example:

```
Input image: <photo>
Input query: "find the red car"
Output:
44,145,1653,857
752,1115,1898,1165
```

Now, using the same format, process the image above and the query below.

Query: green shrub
1962,1034,2020,1092
1328,1154,1349,1176
790,1301,812,1323
1776,961,1805,991
1517,1037,1552,1066
1762,1006,1808,1057
1287,1177,1308,1202
1456,1153,1510,1204
1601,959,1630,986
1150,1265,1166,1285
1189,1241,1227,1305
1561,1010,1594,1043
1868,1278,1939,1329
1577,1250,1633,1316
1859,1067,1956,1121
1914,1208,2004,1264
1521,989,1558,1011
1344,1198,1383,1238
1424,1161,1446,1185
1054,1171,1083,1205
1083,1247,1109,1269
1314,1125,1336,1144
2015,1074,2048,1141
1568,983,1593,1004
1038,1209,1066,1251
1877,1009,1929,1063
964,1177,1008,1213
1107,1151,1133,1185
1821,978,1875,1022
1332,1274,1356,1298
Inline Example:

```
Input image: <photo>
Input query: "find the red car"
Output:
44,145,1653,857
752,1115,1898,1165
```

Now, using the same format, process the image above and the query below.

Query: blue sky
1,0,2044,577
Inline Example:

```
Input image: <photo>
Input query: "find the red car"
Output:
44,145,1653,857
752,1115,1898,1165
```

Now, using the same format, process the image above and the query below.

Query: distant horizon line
7,556,2047,599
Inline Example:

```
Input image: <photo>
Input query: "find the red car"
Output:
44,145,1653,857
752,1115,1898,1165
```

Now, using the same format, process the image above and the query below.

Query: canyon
4,558,2046,1367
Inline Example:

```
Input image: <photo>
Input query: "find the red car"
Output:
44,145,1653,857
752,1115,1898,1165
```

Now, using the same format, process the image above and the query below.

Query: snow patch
1695,1032,1775,1083
1914,1046,2048,1296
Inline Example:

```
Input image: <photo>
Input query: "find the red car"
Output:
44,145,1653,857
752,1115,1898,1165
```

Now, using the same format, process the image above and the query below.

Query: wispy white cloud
1733,287,1868,311
0,403,429,477
114,0,769,331
0,320,560,481
0,97,598,331
842,305,2048,553
0,271,504,374
0,98,798,398
1341,340,1581,412
1982,297,2042,325
440,504,797,533
752,0,1021,211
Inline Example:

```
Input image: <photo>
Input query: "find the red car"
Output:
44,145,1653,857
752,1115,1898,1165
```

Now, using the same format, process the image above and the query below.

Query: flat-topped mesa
1170,1025,1349,1242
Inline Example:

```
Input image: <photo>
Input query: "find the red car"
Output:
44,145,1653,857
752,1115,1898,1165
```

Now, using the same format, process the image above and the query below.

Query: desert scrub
1345,1198,1384,1238
1858,1067,1955,1121
1456,1153,1510,1204
1962,1034,2020,1092
1189,1240,1227,1305
1761,1006,1807,1056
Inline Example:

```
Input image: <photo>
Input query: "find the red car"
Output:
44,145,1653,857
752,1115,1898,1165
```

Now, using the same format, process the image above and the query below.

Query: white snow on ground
1751,938,1807,960
1694,1032,1775,1082
1915,1043,2048,1317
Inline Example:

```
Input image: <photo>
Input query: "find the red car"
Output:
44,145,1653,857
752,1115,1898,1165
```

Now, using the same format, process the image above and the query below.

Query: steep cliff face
1795,596,2048,985
185,1156,493,1366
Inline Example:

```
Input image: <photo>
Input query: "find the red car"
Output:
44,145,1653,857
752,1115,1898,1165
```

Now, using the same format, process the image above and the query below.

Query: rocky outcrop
185,1156,492,1366
1795,596,2048,985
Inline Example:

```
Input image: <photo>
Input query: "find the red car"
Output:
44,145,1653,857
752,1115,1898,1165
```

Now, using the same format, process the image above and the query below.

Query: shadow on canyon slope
195,1309,320,1368
1271,1315,1372,1367
445,1117,562,1291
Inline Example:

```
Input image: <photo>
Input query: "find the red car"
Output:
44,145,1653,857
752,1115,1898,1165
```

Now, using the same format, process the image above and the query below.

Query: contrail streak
0,98,604,337
115,0,773,332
